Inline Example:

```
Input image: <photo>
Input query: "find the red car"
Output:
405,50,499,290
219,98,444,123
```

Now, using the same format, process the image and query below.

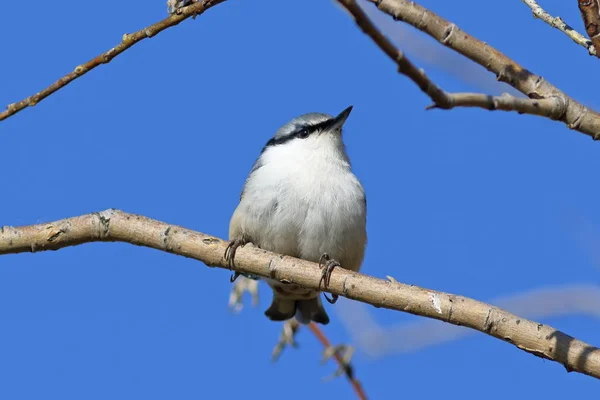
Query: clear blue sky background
1,0,599,398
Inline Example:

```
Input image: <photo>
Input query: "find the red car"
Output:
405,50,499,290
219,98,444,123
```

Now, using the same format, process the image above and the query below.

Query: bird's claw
324,292,339,304
225,238,246,282
319,253,340,304
229,271,241,283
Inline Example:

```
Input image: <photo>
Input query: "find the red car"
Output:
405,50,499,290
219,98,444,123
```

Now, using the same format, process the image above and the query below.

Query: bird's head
262,106,354,158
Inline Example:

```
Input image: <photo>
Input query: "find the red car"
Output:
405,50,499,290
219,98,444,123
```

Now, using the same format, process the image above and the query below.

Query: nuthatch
225,106,367,325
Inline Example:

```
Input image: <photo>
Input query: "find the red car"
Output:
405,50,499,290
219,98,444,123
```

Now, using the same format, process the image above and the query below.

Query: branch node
93,210,114,239
428,292,442,314
415,7,428,29
441,23,457,45
483,308,498,333
342,276,350,296
447,297,454,322
268,257,281,280
46,225,67,243
163,226,174,252
567,105,587,131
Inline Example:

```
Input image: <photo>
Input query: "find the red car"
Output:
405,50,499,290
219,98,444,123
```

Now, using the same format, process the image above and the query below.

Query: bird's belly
244,165,366,274
297,204,365,271
253,195,365,269
291,177,366,270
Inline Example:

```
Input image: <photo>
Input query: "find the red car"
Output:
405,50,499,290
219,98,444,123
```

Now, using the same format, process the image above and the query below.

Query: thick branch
579,0,600,52
337,0,566,118
0,0,226,122
522,0,596,56
1,209,600,379
367,0,600,140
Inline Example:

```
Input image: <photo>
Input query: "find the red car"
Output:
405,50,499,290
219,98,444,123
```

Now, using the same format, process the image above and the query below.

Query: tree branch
337,0,565,118
1,209,600,379
521,0,596,56
337,284,600,358
0,0,226,122
365,0,600,140
578,0,600,52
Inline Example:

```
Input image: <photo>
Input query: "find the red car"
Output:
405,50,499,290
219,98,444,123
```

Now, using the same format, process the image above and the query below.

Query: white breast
230,133,367,274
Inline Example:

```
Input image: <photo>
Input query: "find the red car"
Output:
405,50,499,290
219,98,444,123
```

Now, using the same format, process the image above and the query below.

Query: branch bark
521,0,596,56
1,209,599,379
0,0,226,122
365,0,600,140
579,0,600,52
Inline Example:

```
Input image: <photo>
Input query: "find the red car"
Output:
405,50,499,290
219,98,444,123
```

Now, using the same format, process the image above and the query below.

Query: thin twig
337,0,451,108
521,0,596,56
336,1,568,120
1,209,600,379
366,0,600,140
578,0,600,53
426,92,564,117
0,0,227,122
308,323,368,400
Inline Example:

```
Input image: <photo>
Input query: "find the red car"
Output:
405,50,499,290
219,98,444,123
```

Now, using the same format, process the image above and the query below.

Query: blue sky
1,0,599,398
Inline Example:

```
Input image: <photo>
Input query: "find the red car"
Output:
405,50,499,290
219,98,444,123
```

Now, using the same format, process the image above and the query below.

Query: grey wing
229,160,277,246
230,187,300,259
239,156,263,201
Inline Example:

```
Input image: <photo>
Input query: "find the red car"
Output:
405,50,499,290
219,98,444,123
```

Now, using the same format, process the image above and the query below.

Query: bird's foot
319,253,340,304
225,238,246,282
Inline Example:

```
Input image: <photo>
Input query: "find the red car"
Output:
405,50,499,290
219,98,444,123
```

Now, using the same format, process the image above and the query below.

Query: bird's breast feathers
232,140,367,270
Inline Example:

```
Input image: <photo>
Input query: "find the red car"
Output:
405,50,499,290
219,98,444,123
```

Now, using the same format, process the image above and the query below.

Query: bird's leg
319,253,340,304
225,238,247,283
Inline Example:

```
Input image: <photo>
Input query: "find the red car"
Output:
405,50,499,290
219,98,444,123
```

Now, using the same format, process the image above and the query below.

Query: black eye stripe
263,118,334,150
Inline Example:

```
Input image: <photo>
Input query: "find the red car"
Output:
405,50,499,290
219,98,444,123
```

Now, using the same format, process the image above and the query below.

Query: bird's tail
296,297,330,325
265,294,330,325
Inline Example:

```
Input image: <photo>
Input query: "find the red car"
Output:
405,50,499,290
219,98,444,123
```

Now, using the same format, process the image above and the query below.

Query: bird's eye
297,128,310,139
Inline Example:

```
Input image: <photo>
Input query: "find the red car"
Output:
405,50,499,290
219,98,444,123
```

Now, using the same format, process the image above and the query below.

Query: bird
224,106,367,325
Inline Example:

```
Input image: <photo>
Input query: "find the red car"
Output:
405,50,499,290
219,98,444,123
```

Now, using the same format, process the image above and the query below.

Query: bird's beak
325,105,353,132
